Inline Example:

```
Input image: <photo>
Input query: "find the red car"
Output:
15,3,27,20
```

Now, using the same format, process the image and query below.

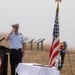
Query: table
16,63,60,75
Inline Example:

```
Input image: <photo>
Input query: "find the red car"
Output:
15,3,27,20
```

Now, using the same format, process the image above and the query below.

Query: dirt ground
8,50,75,75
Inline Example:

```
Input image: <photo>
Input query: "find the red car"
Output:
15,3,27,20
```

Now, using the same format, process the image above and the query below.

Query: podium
0,46,11,75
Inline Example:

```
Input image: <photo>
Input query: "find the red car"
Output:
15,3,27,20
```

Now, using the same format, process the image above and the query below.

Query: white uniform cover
16,63,60,75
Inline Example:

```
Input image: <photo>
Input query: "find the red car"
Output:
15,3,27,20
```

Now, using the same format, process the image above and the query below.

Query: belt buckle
16,48,19,50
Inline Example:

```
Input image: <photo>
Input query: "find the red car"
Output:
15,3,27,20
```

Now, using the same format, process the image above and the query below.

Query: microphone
0,37,5,42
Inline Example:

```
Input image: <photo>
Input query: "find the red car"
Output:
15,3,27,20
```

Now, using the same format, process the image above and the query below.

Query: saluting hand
10,29,14,34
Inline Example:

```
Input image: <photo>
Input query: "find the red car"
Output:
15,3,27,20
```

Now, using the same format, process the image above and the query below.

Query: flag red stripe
52,40,60,50
50,40,59,65
52,62,55,66
50,50,58,65
49,40,59,59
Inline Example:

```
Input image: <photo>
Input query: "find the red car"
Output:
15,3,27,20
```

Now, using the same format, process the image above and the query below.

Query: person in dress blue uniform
6,23,25,75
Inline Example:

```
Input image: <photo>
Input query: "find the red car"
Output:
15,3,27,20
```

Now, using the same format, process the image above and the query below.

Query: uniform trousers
10,49,22,75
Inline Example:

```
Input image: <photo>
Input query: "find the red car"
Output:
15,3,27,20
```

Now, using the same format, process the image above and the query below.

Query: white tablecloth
16,63,60,75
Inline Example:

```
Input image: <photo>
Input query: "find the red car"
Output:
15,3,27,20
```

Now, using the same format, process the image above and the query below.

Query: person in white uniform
6,23,25,75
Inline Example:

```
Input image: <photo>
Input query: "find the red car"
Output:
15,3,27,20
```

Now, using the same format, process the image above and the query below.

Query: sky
0,0,75,48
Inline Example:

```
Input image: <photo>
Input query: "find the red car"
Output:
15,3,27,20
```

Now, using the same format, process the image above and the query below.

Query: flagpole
55,0,61,10
55,0,61,69
55,1,74,75
49,0,61,66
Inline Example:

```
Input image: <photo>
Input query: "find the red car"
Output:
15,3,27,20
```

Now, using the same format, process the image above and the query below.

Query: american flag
49,4,60,66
